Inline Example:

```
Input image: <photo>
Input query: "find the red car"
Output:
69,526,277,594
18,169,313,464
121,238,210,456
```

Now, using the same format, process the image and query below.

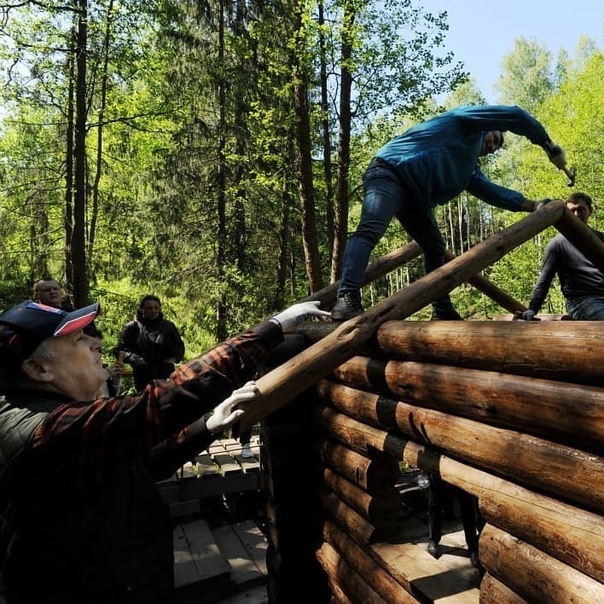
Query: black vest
0,394,174,603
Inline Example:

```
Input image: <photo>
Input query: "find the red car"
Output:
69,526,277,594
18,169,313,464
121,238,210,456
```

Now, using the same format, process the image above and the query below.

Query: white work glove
547,144,567,170
269,300,331,333
517,310,538,321
533,198,553,212
205,380,258,434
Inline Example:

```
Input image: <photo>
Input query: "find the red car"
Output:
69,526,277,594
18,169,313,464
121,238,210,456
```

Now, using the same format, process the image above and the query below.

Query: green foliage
0,0,602,349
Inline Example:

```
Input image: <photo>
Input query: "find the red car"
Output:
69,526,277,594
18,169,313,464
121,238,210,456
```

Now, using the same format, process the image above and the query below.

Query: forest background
0,0,602,364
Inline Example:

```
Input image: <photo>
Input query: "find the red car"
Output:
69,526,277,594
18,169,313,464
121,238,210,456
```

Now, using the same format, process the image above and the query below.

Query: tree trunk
216,0,228,341
72,0,90,307
317,0,334,258
331,0,355,284
292,1,323,293
64,18,76,297
88,0,115,267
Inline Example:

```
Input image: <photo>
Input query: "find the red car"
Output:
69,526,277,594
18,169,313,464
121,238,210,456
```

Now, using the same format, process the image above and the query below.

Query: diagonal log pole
555,205,604,272
237,202,565,432
304,240,422,308
306,241,527,314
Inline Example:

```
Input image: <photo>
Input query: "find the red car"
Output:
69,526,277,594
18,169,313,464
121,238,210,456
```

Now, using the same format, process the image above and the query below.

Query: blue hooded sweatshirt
375,105,551,211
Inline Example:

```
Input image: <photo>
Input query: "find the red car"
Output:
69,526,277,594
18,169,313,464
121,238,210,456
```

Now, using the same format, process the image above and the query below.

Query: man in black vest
0,299,329,603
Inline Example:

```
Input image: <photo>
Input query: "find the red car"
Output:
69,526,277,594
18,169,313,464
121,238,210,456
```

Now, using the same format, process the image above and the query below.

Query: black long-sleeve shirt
529,230,604,313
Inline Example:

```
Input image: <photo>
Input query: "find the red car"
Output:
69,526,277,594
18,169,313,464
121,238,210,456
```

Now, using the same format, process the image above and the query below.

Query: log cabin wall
246,202,604,603
299,319,604,603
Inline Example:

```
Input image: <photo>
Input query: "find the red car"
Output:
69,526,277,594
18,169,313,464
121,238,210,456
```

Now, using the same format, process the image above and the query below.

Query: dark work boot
331,291,364,321
427,540,441,559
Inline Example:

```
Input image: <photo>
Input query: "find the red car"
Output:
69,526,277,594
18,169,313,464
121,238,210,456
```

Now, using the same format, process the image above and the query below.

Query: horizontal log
480,524,604,603
236,204,565,433
323,520,420,604
320,421,604,590
316,540,385,604
479,573,527,604
317,439,400,492
307,242,524,315
317,381,604,513
315,399,604,593
319,486,398,545
479,490,604,583
329,355,604,454
375,320,604,385
314,406,409,462
322,467,400,524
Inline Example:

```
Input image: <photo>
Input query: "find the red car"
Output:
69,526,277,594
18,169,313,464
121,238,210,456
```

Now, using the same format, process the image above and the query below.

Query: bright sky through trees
421,0,604,101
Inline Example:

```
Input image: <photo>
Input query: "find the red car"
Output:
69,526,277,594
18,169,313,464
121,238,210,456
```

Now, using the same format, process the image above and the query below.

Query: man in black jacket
0,298,329,603
115,295,186,391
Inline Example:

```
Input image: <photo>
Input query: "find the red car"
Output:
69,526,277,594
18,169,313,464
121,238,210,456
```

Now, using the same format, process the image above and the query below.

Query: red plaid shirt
14,320,282,489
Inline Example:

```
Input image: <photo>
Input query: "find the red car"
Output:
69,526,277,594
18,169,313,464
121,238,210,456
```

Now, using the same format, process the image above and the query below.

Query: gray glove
533,198,553,212
517,310,538,321
547,144,567,170
205,380,257,434
270,301,331,333
125,352,146,366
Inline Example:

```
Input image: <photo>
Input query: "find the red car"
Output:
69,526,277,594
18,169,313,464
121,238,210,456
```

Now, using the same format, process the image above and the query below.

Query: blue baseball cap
0,300,100,369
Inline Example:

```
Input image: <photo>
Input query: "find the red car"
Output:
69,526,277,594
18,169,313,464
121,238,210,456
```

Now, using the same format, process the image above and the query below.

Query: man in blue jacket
332,105,567,321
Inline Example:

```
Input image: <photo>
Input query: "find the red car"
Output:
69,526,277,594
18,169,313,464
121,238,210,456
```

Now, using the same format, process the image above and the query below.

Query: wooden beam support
556,205,604,273
305,241,422,308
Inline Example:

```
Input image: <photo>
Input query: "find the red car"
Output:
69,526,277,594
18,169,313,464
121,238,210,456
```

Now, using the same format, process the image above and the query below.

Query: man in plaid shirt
0,299,328,603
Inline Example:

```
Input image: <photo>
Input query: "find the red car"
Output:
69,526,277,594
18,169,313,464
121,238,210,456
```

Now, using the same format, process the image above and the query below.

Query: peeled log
316,540,385,604
330,355,604,454
556,205,604,273
319,486,398,545
317,439,400,492
480,491,604,583
306,241,422,309
479,524,604,603
322,467,400,524
318,380,604,513
479,573,527,604
323,519,420,604
315,402,604,584
376,320,604,385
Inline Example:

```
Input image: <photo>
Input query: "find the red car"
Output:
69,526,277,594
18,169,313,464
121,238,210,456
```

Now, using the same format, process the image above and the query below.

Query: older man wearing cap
0,299,330,603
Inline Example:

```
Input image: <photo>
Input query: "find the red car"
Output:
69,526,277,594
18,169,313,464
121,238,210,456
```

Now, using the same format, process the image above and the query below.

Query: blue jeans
566,296,604,320
338,159,455,314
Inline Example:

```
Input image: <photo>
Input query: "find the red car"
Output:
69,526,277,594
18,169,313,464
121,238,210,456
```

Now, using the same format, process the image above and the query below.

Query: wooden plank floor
158,435,263,518
174,473,481,604
174,518,268,604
